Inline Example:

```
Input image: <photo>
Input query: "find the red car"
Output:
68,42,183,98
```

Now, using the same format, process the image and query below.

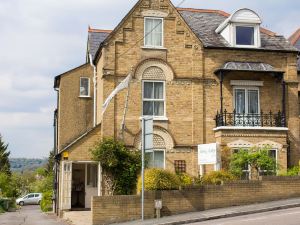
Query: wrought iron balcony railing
215,110,286,128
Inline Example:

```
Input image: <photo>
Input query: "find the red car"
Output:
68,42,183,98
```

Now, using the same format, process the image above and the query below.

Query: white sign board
143,117,153,152
198,143,218,165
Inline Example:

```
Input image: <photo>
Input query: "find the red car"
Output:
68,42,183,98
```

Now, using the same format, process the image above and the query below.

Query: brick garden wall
92,176,300,225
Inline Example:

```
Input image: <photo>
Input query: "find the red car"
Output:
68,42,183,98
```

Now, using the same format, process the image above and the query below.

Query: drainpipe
89,54,97,127
54,87,60,215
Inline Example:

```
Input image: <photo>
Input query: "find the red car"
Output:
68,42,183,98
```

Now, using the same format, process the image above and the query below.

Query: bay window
144,17,163,48
143,81,165,117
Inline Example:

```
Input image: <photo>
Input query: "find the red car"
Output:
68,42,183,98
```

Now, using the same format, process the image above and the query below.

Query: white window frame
233,86,260,114
79,77,90,98
233,24,260,48
144,17,164,48
146,149,166,169
142,80,166,119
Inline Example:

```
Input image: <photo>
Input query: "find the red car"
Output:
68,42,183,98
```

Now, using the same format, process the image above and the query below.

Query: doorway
61,161,99,211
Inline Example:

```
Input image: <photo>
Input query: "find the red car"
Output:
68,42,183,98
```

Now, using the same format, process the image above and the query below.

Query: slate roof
88,28,111,60
288,29,300,71
178,8,297,52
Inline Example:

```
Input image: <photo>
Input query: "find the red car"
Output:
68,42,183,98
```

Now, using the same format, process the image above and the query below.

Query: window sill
233,44,260,49
141,46,167,50
139,116,168,121
79,96,91,98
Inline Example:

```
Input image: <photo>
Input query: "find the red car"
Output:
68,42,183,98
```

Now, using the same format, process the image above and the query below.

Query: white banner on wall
198,143,218,165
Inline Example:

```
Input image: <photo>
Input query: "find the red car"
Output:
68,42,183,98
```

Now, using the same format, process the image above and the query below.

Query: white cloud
0,0,299,158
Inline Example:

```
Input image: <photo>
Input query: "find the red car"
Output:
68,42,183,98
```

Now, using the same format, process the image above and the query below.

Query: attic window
215,9,262,48
236,26,254,46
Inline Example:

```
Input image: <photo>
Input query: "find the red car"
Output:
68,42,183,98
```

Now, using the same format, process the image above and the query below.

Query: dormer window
236,26,254,46
216,9,262,48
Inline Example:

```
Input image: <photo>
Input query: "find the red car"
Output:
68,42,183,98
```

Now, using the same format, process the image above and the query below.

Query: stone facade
55,0,300,213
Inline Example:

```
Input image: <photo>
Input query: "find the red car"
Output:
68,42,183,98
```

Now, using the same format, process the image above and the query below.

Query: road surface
0,205,68,225
191,207,300,225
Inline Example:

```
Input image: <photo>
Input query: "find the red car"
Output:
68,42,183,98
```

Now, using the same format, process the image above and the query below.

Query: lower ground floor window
233,148,277,179
146,150,165,169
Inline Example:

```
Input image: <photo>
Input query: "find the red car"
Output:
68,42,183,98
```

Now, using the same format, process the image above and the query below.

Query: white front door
62,161,72,210
85,163,98,208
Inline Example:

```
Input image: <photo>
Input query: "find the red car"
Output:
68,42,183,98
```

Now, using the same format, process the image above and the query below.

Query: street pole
141,117,145,221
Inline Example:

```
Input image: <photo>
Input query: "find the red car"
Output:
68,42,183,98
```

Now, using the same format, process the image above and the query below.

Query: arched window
142,66,166,118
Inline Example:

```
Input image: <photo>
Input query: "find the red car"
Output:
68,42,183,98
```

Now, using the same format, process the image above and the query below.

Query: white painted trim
142,10,168,18
144,17,164,48
230,80,264,87
233,24,260,48
213,126,289,131
142,80,166,118
79,77,91,97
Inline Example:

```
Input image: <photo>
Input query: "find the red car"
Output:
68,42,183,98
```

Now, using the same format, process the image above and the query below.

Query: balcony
215,110,286,128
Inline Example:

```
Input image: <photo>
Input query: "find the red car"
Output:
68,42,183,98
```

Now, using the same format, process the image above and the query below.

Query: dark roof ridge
176,7,230,17
88,26,112,33
289,28,300,45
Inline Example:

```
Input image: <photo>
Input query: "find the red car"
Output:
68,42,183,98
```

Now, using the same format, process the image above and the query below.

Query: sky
0,0,299,158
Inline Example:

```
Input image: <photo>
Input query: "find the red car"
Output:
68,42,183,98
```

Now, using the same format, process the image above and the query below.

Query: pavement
118,198,300,225
190,207,300,225
0,205,69,225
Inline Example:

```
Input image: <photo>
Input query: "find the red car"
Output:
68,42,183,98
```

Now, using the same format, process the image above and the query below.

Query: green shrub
0,205,4,213
201,170,237,185
0,198,15,212
91,138,141,195
279,166,300,176
177,173,193,186
137,168,180,193
40,191,52,212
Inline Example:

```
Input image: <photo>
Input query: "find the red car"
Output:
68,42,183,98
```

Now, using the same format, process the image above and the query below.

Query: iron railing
215,110,286,127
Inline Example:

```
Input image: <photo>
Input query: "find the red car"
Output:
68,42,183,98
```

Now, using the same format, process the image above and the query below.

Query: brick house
53,0,299,213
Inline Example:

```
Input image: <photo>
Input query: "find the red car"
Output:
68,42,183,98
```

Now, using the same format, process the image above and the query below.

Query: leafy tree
0,135,11,175
91,138,141,195
46,150,55,175
230,146,277,180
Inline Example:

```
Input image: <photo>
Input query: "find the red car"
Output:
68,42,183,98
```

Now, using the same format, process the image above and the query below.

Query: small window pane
144,82,153,98
143,101,153,115
80,78,89,96
235,89,245,114
145,18,163,47
145,152,154,168
236,26,254,46
154,102,164,116
248,90,259,114
153,151,164,168
154,83,163,99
